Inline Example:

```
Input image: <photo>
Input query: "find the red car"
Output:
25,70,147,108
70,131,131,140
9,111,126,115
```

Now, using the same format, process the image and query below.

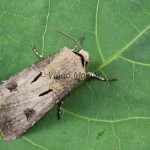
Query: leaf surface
0,0,150,149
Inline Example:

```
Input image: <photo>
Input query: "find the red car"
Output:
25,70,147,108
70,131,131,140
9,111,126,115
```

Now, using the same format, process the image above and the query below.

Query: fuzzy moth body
0,32,117,141
0,47,89,140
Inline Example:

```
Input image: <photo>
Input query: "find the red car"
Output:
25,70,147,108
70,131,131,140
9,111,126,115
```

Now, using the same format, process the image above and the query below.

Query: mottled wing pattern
0,47,86,140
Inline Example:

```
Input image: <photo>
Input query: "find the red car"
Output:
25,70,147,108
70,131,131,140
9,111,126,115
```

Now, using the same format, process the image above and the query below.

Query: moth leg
57,101,63,120
32,44,43,58
73,37,85,51
87,72,117,82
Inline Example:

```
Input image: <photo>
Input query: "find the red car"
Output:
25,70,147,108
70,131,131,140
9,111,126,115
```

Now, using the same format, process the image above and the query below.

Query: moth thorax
78,49,89,62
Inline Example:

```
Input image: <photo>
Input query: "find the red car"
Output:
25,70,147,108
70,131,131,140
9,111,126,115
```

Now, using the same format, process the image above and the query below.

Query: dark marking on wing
31,72,42,83
73,51,85,67
39,89,53,97
6,81,18,92
24,108,35,121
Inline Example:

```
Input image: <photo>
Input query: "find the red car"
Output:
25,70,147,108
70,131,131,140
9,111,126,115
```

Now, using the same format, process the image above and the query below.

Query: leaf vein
119,56,150,66
111,123,121,150
63,108,150,123
23,137,48,150
42,0,51,55
95,0,105,62
96,23,150,71
139,1,150,16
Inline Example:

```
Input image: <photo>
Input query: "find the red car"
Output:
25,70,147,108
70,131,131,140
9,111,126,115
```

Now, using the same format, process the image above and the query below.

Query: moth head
78,49,89,62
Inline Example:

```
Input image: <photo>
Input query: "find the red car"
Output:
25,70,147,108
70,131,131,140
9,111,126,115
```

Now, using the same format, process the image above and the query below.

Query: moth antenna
32,22,83,49
73,36,85,51
52,29,83,49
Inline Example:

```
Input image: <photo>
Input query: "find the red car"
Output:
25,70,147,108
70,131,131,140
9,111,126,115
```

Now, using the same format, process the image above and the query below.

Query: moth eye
31,72,42,83
39,89,53,97
6,81,18,92
24,108,35,121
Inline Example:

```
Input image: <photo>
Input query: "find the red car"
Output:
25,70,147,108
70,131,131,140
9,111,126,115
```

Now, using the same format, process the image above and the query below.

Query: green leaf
0,0,150,149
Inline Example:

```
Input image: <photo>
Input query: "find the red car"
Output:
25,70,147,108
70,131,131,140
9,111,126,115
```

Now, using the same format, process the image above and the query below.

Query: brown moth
0,31,116,140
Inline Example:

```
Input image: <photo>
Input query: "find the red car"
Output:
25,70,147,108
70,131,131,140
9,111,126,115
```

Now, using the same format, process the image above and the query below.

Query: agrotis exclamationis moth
0,30,117,140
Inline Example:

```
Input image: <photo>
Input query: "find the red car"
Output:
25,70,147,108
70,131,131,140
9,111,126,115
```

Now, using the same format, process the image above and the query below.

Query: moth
0,30,116,140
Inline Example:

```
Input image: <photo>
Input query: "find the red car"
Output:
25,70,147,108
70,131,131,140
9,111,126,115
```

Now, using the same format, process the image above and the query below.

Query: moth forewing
0,47,88,140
